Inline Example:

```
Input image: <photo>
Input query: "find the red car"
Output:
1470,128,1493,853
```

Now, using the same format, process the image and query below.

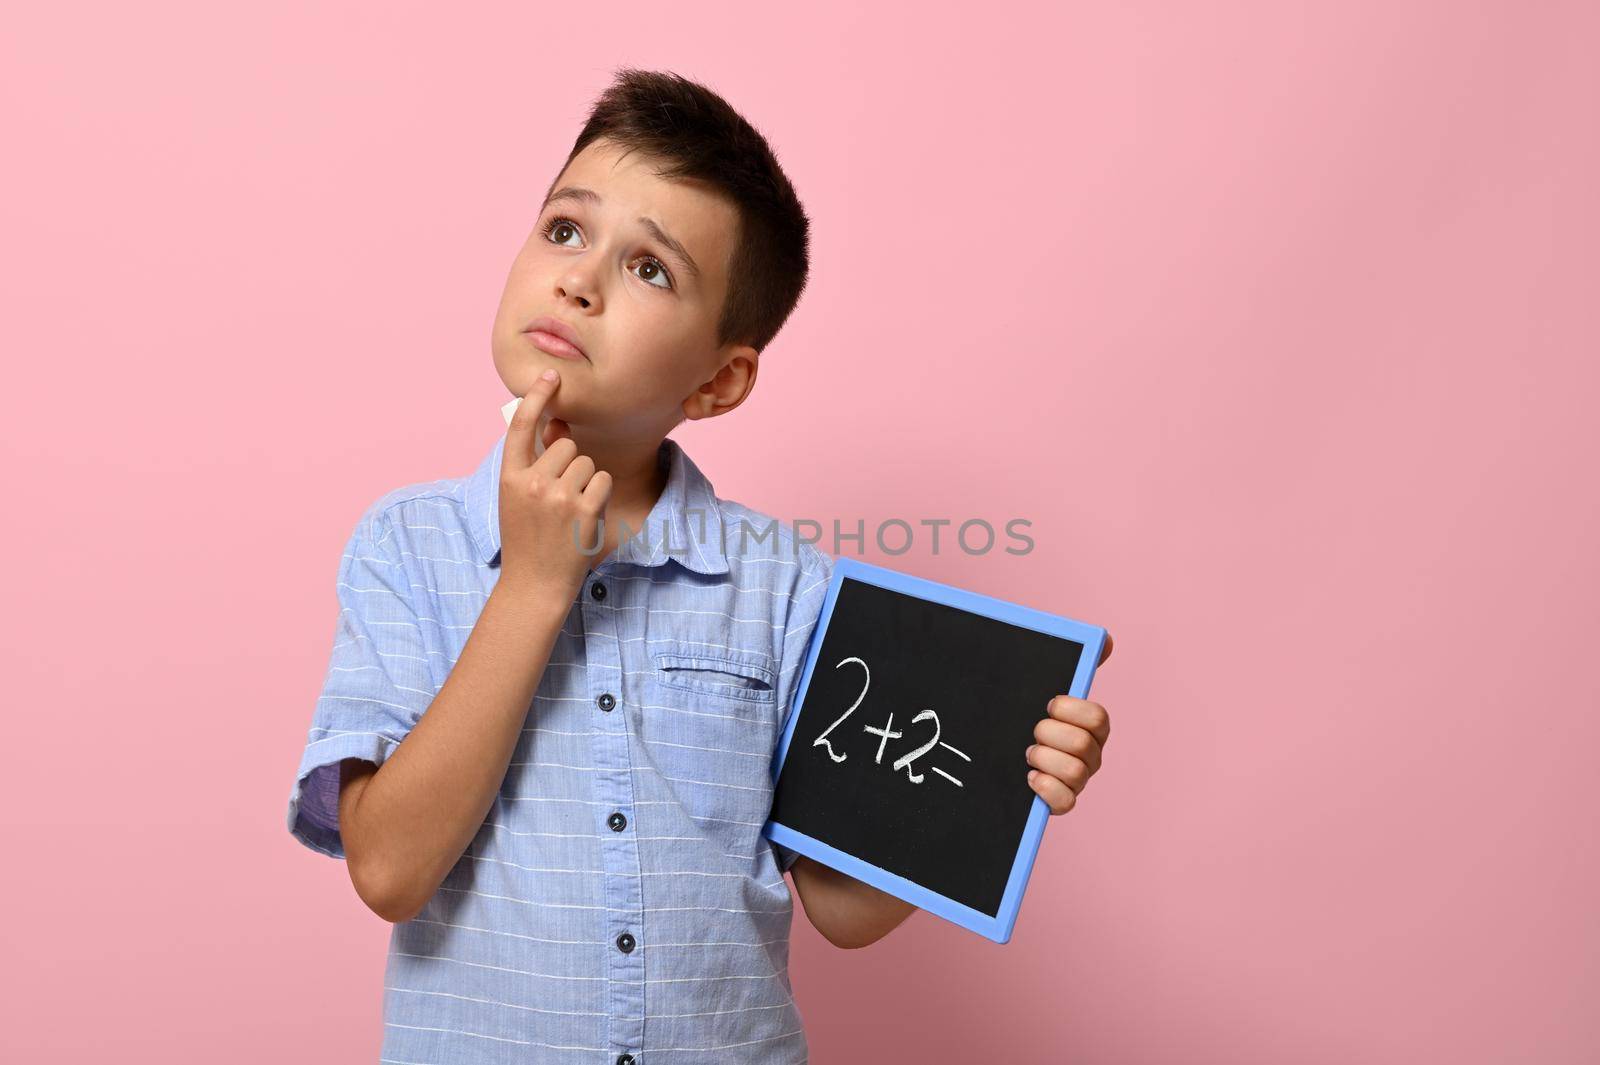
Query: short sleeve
286,505,436,859
767,544,836,875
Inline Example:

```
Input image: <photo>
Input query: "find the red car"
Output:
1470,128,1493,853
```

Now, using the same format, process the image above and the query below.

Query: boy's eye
539,215,674,291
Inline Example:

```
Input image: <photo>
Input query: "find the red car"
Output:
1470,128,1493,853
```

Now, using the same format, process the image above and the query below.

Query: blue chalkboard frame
762,555,1108,944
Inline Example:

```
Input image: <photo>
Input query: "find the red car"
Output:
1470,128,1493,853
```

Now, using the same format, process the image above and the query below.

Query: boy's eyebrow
542,185,702,282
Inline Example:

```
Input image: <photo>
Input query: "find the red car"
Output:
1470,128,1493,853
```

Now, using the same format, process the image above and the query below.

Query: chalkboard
764,557,1107,944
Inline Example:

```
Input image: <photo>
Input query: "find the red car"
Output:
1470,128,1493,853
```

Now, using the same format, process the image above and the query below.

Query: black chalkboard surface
764,557,1107,943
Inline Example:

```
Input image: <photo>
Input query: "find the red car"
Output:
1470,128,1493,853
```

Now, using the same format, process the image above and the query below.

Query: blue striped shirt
287,432,834,1064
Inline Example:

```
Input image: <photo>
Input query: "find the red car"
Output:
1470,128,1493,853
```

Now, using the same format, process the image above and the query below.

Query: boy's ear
683,344,760,422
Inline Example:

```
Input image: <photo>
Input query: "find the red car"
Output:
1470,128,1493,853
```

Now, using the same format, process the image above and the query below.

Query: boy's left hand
1026,635,1113,815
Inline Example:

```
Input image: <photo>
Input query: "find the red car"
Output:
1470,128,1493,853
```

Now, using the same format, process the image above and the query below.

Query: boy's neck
560,426,670,569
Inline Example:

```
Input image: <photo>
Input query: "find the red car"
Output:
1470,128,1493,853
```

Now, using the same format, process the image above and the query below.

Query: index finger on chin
505,371,560,472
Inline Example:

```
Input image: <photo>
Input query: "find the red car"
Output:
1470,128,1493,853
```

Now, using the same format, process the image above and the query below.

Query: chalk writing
810,654,969,788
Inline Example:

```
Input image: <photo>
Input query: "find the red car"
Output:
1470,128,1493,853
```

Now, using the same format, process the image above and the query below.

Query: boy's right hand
497,369,614,600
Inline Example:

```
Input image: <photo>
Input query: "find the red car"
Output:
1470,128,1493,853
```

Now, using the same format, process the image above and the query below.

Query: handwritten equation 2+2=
809,656,970,787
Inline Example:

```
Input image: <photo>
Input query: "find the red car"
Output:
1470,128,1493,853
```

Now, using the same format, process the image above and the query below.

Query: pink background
4,2,1596,1061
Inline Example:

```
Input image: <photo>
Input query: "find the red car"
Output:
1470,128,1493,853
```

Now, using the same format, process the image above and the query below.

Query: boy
286,68,1112,1064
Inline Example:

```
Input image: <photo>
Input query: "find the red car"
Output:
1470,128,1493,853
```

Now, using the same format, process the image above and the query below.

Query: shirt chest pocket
651,648,778,706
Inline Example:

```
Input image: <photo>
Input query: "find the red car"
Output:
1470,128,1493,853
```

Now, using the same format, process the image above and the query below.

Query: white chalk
501,395,550,458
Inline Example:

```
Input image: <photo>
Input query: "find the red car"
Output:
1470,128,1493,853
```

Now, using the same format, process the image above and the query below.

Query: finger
1032,718,1102,775
1098,633,1114,665
541,415,572,453
568,464,610,556
505,370,560,472
557,452,597,493
581,470,614,520
532,433,580,479
1026,744,1091,792
1027,769,1077,815
1047,695,1110,748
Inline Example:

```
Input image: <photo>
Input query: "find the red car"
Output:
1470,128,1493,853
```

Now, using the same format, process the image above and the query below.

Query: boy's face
491,137,758,442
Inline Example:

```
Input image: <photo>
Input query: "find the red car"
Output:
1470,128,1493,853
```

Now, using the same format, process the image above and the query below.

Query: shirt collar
466,433,730,575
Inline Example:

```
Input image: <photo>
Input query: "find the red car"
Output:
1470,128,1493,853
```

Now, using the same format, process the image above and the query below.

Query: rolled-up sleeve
287,505,435,859
768,544,836,874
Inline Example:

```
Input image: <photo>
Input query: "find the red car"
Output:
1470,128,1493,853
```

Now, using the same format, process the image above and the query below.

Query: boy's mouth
523,316,589,361
525,329,587,362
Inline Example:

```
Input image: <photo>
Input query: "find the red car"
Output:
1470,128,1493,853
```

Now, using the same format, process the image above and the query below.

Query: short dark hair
545,67,811,355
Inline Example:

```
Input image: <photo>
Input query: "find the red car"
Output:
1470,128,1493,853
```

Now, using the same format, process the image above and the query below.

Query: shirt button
616,1056,635,1065
616,932,635,953
597,692,616,712
590,580,607,601
608,812,627,832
